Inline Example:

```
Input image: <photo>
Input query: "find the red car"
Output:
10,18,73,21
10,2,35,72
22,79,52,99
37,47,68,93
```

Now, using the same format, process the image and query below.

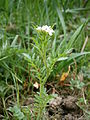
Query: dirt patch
47,96,84,120
22,92,85,120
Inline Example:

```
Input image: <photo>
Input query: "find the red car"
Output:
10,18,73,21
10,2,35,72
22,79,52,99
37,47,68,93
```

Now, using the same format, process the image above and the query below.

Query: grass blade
56,7,66,38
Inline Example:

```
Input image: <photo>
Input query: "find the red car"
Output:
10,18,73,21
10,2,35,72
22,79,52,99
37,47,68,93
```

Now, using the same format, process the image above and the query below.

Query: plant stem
2,97,9,118
16,79,19,107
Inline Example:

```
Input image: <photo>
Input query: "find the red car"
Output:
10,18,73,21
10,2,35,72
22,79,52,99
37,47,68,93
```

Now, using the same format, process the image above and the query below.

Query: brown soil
47,96,84,120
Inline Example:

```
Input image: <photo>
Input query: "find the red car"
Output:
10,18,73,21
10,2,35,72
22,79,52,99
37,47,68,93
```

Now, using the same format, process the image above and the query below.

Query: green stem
39,35,51,118
16,79,19,107
2,97,9,118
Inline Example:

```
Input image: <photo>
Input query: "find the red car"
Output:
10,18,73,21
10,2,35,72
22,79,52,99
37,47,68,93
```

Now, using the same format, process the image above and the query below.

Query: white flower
36,26,42,31
36,25,55,36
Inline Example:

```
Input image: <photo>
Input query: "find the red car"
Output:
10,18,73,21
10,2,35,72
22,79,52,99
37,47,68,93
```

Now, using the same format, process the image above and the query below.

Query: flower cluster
36,25,55,36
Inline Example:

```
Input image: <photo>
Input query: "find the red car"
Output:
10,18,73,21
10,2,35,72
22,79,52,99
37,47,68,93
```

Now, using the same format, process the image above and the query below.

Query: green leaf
52,35,56,57
67,24,84,49
0,81,7,95
8,105,25,120
68,52,90,60
57,57,68,61
56,7,66,38
22,53,31,60
11,35,19,47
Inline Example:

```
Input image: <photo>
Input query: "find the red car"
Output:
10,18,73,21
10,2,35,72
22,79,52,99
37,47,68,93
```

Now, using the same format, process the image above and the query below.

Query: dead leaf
60,72,69,82
60,66,70,82
33,82,39,89
23,80,28,90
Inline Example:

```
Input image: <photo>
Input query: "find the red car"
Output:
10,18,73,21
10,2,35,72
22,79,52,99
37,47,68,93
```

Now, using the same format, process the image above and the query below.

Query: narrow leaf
56,7,66,38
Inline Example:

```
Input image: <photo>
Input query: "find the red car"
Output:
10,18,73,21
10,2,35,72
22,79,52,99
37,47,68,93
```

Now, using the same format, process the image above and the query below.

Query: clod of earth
47,96,83,120
62,96,78,110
